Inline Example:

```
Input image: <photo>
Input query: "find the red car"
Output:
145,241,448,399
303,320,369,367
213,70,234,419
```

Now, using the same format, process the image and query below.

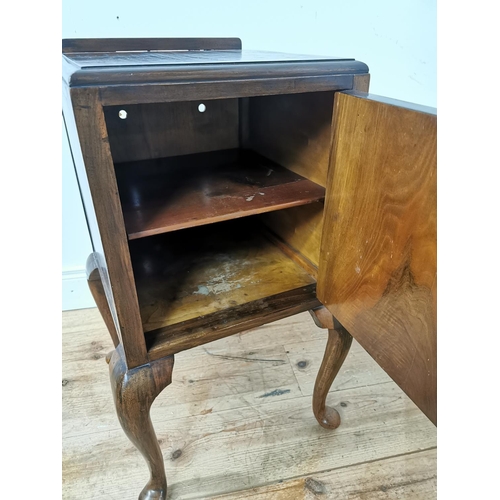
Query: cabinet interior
103,91,334,348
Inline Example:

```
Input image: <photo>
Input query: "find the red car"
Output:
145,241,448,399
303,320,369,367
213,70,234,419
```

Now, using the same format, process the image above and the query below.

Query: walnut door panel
318,91,437,424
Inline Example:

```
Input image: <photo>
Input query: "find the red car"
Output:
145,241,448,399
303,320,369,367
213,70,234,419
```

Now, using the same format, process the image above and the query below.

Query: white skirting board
62,269,96,311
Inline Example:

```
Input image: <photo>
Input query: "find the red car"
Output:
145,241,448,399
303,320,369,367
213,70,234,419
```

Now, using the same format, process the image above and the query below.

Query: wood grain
318,91,437,424
128,219,316,334
97,74,355,106
104,99,239,163
312,323,353,429
146,286,320,361
70,87,147,369
62,37,242,53
259,203,324,275
109,345,174,500
247,91,336,273
212,449,437,499
65,50,353,68
62,310,436,500
62,42,368,105
248,92,334,187
63,48,367,89
62,86,121,346
116,150,325,239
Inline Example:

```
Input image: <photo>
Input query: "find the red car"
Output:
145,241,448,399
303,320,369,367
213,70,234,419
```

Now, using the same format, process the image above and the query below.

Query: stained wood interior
129,219,316,338
243,92,335,270
115,149,325,240
105,99,239,163
258,203,324,279
246,92,334,187
108,92,339,354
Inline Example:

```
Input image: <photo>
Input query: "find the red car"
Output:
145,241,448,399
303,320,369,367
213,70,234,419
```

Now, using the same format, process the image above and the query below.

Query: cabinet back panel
104,99,239,163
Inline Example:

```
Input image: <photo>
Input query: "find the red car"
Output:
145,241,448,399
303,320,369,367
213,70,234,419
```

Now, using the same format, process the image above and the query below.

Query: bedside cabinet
62,37,436,500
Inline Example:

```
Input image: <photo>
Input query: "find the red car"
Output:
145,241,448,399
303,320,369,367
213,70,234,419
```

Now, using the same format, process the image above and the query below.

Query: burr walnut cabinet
62,37,437,500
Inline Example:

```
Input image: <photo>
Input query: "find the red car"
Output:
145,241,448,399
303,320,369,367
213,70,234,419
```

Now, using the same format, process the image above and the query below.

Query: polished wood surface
97,74,355,107
62,37,242,53
63,40,370,371
129,219,316,335
71,87,147,369
63,48,365,89
63,309,437,500
105,100,239,163
254,74,369,275
247,92,335,187
318,91,437,424
259,203,324,277
246,91,336,272
116,150,325,239
65,50,352,67
63,44,366,105
109,345,174,500
309,308,353,429
62,86,121,346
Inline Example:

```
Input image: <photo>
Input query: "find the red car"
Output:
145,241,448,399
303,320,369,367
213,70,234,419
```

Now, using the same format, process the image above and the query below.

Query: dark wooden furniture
63,38,436,500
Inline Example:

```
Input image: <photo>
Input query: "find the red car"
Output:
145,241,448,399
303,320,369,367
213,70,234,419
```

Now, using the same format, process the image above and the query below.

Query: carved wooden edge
63,37,242,53
309,307,353,429
86,253,120,348
109,345,174,500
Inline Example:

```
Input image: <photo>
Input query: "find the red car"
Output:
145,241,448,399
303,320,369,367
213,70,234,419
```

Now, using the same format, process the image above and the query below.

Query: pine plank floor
62,308,437,499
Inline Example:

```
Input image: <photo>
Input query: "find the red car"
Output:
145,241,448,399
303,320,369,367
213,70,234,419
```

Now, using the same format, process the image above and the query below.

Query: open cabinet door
317,91,437,424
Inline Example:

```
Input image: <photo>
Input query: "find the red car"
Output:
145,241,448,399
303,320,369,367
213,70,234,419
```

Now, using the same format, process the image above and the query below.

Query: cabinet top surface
62,38,368,90
65,49,353,69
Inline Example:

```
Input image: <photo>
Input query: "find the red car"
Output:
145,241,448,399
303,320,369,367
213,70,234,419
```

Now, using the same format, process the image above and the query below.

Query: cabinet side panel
69,86,148,368
63,85,120,334
248,92,337,272
248,92,334,187
258,203,324,275
104,99,239,163
318,92,437,424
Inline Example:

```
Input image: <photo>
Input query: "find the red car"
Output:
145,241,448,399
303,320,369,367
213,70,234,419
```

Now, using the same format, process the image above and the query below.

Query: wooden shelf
128,220,318,358
116,149,325,240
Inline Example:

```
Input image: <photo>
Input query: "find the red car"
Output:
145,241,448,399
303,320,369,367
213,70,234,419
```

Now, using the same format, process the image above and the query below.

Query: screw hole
118,110,127,119
198,103,206,113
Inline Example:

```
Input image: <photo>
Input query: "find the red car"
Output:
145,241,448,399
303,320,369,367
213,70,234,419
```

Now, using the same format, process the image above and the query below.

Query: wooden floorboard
211,449,437,499
62,309,436,499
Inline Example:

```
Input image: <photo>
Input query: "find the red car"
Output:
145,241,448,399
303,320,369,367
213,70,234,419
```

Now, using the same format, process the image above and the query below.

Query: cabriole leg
309,307,353,429
109,345,174,500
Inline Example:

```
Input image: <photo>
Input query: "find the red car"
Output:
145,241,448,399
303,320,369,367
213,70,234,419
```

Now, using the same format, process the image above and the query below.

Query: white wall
62,117,95,310
62,0,436,310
